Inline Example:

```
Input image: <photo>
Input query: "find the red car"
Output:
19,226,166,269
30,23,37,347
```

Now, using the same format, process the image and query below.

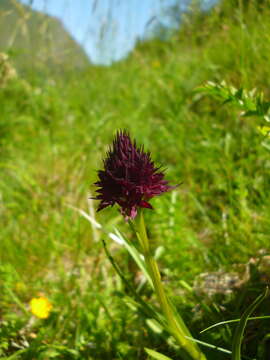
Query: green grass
1,0,270,358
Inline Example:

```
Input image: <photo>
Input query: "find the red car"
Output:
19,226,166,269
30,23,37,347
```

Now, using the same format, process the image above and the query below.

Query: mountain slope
0,0,90,70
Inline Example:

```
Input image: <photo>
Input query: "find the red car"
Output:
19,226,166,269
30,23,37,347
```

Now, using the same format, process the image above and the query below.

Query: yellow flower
30,296,52,319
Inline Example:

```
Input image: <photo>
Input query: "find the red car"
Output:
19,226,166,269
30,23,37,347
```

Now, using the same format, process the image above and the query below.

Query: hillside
1,0,270,359
0,0,90,71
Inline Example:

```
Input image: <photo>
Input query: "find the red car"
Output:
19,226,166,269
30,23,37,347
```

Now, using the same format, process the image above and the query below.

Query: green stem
136,211,206,360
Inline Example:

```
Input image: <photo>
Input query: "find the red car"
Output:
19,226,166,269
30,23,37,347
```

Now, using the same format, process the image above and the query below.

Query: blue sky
18,0,218,64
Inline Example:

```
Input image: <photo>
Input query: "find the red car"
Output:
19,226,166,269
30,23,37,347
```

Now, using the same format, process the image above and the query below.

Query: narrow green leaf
3,283,28,315
102,239,165,327
200,315,270,334
114,227,153,288
235,88,243,99
145,348,174,360
232,287,269,360
3,349,28,360
184,336,231,355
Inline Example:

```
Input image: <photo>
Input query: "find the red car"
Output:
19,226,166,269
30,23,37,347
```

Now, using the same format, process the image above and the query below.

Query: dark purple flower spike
94,130,174,220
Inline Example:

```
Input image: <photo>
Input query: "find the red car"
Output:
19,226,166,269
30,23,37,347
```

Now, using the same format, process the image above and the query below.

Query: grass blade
232,287,269,360
145,348,174,360
200,316,270,334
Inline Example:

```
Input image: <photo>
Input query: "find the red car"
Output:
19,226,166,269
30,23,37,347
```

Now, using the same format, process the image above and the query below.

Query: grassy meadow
1,1,270,359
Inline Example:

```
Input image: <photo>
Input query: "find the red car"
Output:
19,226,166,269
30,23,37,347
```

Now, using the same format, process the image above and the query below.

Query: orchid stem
136,211,207,360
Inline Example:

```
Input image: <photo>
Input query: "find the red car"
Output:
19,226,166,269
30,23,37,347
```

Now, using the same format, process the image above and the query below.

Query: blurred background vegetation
1,0,270,359
0,0,90,71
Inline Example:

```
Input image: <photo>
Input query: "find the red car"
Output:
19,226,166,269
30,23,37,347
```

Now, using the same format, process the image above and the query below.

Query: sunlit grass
1,1,270,358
